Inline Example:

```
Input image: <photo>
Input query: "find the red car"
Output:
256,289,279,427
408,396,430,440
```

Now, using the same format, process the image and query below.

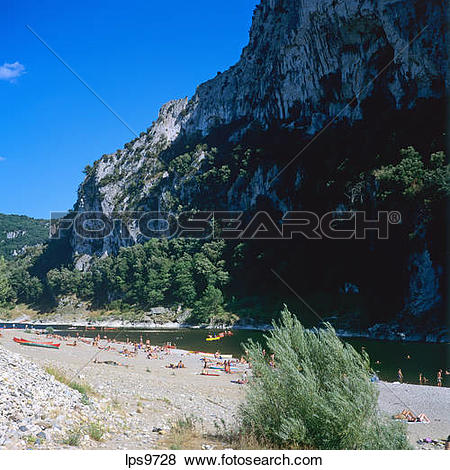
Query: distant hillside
0,214,49,259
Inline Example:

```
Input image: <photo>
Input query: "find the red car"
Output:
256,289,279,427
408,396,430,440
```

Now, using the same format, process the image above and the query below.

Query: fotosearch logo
50,210,402,241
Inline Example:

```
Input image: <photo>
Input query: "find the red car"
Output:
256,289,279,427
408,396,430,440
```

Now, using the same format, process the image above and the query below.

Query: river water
2,323,448,387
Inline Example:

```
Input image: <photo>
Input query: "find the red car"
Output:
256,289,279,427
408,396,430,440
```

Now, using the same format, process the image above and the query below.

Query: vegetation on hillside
0,239,231,323
0,143,447,326
374,147,449,204
0,214,49,259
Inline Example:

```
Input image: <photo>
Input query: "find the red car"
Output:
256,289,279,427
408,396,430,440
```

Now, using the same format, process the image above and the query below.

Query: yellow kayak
206,337,221,341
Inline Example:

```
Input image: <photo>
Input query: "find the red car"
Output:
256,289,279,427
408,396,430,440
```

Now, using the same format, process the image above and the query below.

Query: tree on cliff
0,257,15,306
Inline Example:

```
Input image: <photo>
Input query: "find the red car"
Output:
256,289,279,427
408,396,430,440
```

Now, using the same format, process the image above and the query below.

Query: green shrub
87,422,105,441
166,415,199,450
238,307,410,450
374,147,449,203
62,427,82,446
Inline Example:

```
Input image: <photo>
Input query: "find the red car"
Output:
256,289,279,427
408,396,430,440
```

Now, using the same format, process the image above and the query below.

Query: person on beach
269,353,275,368
398,368,403,383
419,372,423,385
437,369,443,387
235,370,248,385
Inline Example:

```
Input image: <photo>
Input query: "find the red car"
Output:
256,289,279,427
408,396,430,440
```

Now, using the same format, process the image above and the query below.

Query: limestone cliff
73,0,446,253
70,0,447,324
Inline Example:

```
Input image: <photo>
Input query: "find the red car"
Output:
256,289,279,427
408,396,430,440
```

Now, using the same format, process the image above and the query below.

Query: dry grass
61,426,83,447
44,366,95,397
158,416,268,451
158,416,204,450
86,422,105,442
210,420,274,450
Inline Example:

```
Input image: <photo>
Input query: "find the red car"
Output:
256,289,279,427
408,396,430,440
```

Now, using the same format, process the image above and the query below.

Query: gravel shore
376,381,449,449
0,329,245,449
0,329,448,449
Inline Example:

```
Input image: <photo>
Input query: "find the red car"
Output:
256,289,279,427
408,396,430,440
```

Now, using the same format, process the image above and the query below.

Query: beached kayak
13,337,60,349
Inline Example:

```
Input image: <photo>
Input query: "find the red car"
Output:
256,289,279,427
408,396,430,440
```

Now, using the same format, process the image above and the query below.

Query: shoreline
1,318,449,344
0,328,246,449
0,328,449,450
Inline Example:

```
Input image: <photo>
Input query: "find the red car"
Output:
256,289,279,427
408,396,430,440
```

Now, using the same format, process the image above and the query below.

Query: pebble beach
0,329,245,449
0,328,448,450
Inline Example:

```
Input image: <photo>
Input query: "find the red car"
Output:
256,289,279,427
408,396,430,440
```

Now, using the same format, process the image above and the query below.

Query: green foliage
61,427,82,446
0,256,15,305
169,152,195,175
0,214,49,259
4,246,45,304
13,237,231,322
83,165,94,176
171,253,197,306
86,422,105,441
24,434,38,446
192,285,226,323
374,147,449,204
238,307,410,450
47,267,83,296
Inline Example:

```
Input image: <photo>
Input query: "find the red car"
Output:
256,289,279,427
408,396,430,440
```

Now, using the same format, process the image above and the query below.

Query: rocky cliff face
70,0,447,323
73,0,446,256
184,0,445,137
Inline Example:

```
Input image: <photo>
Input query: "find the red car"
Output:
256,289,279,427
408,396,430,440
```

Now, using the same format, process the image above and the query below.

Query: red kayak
14,337,60,349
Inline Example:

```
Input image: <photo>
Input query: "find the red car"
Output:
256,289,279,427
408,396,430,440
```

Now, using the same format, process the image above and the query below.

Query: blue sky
1,0,258,219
